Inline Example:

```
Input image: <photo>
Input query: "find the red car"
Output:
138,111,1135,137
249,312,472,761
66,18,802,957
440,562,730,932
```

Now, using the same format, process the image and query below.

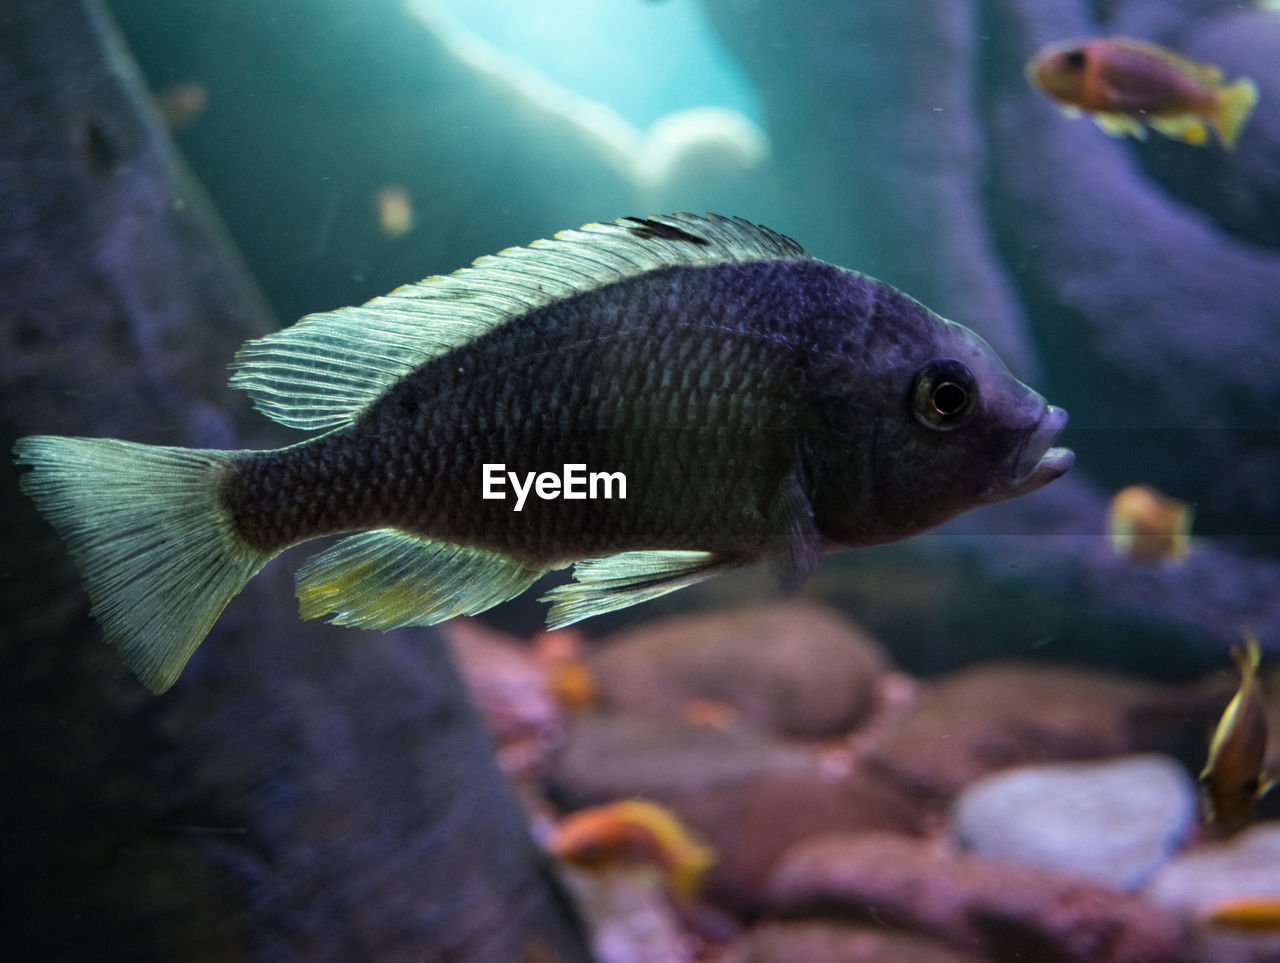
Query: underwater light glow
433,0,761,128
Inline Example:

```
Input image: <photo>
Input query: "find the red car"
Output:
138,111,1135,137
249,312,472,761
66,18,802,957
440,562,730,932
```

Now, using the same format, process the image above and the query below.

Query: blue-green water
438,0,761,127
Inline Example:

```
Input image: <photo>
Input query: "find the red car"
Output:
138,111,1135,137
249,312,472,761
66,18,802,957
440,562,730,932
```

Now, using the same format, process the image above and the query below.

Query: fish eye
1064,49,1087,70
911,360,978,431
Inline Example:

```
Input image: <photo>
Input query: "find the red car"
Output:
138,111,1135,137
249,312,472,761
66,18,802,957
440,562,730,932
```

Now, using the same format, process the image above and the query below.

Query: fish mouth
1005,405,1074,496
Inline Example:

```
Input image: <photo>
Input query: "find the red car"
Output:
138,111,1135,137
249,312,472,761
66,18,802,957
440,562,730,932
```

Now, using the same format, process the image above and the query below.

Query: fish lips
991,405,1074,500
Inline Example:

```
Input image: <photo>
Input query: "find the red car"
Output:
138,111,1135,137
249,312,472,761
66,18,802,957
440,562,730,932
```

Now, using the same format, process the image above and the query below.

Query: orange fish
550,799,715,901
682,697,739,730
1201,896,1280,930
533,629,597,711
1199,635,1276,827
1106,484,1192,563
1026,37,1258,149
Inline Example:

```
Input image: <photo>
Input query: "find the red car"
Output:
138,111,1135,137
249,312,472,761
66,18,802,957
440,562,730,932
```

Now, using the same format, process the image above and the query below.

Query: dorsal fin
229,213,809,432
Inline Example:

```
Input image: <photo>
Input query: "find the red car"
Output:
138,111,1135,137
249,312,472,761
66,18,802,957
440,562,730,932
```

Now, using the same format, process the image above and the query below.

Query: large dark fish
14,214,1073,692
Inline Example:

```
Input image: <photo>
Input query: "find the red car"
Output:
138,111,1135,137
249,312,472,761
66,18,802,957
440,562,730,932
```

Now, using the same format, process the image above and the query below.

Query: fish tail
13,436,274,693
1211,78,1259,150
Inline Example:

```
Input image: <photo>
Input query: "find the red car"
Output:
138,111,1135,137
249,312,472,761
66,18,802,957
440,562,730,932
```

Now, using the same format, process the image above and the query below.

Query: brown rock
588,603,889,739
710,921,993,963
867,662,1186,802
549,713,923,910
768,832,1189,963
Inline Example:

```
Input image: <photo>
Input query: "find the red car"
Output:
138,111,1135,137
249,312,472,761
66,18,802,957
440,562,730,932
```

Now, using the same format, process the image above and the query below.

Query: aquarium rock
1147,822,1280,914
710,920,991,963
866,661,1195,800
550,713,922,910
586,602,888,739
767,831,1188,963
949,754,1198,890
1146,823,1280,963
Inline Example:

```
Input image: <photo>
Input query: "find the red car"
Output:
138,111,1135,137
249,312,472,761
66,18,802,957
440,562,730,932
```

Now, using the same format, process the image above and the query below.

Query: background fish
1026,37,1259,149
13,213,1072,693
1201,896,1280,931
551,798,716,901
1199,634,1276,827
1106,483,1192,563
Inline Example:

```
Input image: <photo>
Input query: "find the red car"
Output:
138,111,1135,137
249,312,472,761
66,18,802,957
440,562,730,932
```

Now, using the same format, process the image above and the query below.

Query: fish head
860,319,1074,537
1026,41,1092,102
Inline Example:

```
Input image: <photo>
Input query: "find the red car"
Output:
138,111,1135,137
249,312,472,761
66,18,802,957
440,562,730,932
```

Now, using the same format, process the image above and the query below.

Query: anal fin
297,530,545,629
1149,114,1208,146
541,550,735,629
1092,112,1147,140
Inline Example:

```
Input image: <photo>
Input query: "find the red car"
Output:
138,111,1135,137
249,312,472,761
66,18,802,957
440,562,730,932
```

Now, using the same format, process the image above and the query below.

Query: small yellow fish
1106,484,1192,563
1026,37,1259,149
1202,895,1280,930
550,799,715,901
1199,634,1275,827
155,81,209,130
374,183,415,237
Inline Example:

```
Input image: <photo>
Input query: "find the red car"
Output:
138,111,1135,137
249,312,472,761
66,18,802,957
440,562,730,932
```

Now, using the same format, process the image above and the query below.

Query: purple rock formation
1131,9,1280,250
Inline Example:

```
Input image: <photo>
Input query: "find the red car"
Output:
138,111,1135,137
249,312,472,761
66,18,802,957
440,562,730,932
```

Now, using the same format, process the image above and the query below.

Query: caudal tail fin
13,436,275,692
1212,78,1259,151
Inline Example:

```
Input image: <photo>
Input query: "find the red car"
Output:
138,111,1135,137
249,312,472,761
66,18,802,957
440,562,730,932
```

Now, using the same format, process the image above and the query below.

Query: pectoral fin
768,457,821,592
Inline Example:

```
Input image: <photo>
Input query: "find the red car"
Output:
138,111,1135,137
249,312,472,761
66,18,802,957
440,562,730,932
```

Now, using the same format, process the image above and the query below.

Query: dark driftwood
0,2,588,959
